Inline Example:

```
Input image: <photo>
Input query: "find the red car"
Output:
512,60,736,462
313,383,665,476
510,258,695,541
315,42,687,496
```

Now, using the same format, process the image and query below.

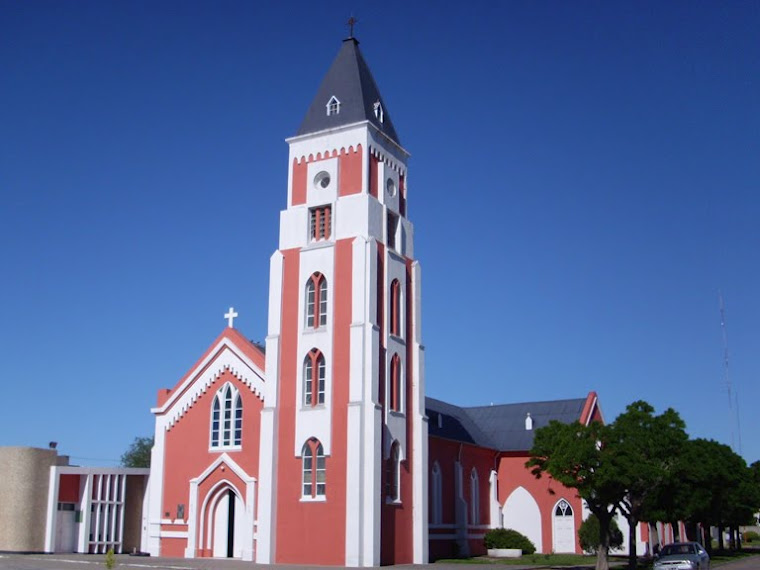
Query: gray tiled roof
426,396,588,452
296,38,400,145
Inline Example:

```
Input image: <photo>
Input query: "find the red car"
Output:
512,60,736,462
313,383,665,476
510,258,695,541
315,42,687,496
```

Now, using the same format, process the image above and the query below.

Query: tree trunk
718,525,724,551
702,523,712,555
596,512,612,570
627,516,638,570
648,521,659,558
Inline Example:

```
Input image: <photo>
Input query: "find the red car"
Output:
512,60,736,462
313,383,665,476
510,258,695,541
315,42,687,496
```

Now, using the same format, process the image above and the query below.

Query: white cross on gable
224,307,239,328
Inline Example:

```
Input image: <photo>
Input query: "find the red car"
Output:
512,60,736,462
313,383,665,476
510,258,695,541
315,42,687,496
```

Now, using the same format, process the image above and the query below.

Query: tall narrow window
210,384,242,449
431,462,442,524
470,468,480,525
305,273,327,328
302,438,326,498
387,211,398,249
390,279,401,336
386,441,401,502
389,353,401,412
310,206,331,241
304,349,326,406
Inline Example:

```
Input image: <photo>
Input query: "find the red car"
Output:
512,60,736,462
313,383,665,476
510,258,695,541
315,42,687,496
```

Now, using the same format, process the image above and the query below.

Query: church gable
153,328,265,430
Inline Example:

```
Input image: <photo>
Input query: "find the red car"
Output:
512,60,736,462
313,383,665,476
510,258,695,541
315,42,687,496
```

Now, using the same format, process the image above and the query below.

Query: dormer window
373,101,384,123
326,96,340,116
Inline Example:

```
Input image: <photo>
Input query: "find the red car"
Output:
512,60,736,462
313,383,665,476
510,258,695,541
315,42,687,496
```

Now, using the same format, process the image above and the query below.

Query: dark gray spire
297,38,400,145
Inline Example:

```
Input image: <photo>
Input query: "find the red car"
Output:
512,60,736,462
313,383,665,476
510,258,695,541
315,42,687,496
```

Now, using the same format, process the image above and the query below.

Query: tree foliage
579,514,623,554
608,401,687,568
120,436,153,468
527,419,626,570
528,399,760,567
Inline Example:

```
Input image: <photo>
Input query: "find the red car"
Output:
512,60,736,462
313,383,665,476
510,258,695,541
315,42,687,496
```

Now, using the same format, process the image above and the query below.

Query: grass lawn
435,553,598,565
435,548,760,567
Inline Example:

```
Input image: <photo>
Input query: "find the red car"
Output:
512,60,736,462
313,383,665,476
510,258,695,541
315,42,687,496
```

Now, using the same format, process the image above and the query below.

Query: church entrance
552,499,575,553
211,488,244,558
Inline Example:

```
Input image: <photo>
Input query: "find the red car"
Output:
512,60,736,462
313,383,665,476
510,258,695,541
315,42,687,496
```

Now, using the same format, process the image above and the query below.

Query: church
145,37,635,566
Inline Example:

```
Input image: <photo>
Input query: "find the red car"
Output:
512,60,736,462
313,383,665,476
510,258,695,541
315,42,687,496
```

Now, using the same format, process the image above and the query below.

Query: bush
484,528,536,554
105,548,116,569
578,514,624,554
744,530,760,543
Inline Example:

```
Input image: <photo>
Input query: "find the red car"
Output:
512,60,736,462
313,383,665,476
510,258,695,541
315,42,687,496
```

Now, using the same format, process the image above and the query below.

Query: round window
314,171,331,189
386,178,397,197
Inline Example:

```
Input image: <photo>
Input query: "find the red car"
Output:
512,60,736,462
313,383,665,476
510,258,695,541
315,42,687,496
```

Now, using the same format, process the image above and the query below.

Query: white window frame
303,349,326,407
210,383,242,451
310,206,332,241
301,439,326,500
326,96,341,116
386,441,402,504
305,273,327,329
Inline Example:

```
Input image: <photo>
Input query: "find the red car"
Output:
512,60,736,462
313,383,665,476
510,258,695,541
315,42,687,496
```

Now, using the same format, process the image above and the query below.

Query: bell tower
256,38,427,566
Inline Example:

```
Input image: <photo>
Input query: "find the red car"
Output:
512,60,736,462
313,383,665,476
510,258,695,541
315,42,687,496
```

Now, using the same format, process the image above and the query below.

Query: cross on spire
346,16,357,38
224,307,239,328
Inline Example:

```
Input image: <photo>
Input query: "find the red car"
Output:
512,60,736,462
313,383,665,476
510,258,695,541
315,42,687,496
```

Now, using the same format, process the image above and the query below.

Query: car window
661,544,697,556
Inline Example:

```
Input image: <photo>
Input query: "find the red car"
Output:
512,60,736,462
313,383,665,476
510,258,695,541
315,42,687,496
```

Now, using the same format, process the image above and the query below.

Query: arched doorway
552,499,575,553
208,487,245,558
502,486,542,552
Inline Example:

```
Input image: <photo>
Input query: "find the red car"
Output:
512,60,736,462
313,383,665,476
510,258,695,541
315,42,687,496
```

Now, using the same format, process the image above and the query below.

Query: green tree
120,436,153,468
609,401,687,569
667,439,756,550
527,420,626,570
579,513,623,554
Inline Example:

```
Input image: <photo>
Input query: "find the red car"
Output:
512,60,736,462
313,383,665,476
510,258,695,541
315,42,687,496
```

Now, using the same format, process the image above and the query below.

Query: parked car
654,542,710,570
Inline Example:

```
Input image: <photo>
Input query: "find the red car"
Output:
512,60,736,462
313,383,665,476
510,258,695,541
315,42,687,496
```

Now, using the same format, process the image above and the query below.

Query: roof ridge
463,396,588,411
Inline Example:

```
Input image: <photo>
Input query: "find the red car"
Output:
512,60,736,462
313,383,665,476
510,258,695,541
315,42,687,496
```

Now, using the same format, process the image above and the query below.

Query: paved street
0,553,758,570
0,553,549,570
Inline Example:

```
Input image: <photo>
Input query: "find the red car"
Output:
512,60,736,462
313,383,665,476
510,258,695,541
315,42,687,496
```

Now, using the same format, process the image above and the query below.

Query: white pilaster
44,465,60,553
489,470,500,528
146,420,166,556
411,260,428,563
256,250,284,564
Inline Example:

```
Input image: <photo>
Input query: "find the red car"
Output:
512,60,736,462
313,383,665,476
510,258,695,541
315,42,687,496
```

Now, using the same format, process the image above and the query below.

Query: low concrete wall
0,447,58,552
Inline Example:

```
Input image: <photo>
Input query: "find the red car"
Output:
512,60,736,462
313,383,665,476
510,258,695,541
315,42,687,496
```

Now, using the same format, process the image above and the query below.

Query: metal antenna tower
719,292,742,454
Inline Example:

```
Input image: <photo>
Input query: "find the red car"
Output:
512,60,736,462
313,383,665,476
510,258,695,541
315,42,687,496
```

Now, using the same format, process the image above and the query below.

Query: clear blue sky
2,1,758,466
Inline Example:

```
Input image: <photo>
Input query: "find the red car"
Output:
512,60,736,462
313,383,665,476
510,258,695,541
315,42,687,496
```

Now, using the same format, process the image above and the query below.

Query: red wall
497,453,584,554
369,154,379,198
291,159,307,206
428,437,495,560
157,330,265,557
338,145,363,196
273,242,352,565
162,367,262,521
58,474,80,503
290,146,364,207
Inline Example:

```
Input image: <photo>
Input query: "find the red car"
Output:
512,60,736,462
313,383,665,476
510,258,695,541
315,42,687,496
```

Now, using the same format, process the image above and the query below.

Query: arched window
431,461,442,524
302,438,326,498
304,349,325,407
470,468,480,525
389,353,402,412
390,279,401,337
386,441,401,503
306,273,328,328
555,498,573,517
210,384,242,449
